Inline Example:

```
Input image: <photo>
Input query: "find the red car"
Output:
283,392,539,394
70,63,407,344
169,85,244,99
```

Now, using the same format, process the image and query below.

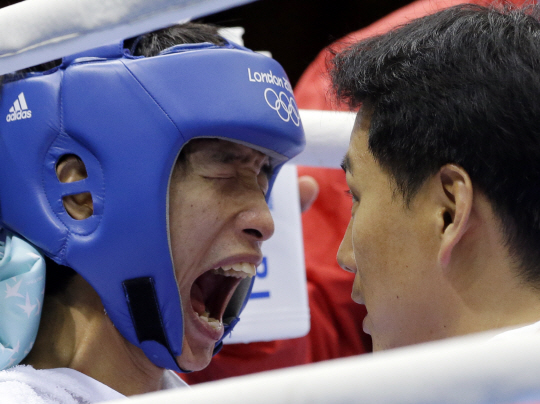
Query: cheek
351,203,393,270
350,202,416,303
169,195,217,268
170,186,220,237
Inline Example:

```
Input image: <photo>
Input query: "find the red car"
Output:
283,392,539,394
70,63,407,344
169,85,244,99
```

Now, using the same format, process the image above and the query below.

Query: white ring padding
0,0,255,75
291,110,356,168
108,330,540,403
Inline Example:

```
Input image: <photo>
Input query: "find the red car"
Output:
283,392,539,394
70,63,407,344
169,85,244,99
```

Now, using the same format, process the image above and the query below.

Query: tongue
190,282,206,316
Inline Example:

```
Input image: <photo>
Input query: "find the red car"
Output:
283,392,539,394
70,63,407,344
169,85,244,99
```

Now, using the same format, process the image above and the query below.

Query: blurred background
201,0,413,86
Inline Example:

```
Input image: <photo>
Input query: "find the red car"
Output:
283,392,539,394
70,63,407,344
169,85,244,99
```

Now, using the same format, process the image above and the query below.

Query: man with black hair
334,3,540,352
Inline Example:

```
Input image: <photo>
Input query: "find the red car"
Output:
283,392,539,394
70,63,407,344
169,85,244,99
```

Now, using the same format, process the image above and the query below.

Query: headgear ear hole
62,192,94,220
56,154,88,183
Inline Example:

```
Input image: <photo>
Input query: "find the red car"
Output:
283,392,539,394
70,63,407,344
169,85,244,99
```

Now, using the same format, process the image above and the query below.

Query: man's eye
203,175,234,180
345,189,359,203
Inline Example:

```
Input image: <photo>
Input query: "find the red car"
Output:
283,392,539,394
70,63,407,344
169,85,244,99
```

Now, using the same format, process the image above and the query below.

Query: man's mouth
190,262,256,331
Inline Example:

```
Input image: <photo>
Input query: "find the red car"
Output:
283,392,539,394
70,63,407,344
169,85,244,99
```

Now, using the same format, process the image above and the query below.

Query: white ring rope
293,110,355,168
110,331,540,404
0,0,255,76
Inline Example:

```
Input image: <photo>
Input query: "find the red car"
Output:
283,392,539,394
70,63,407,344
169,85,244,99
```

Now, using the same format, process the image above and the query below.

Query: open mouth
190,262,256,331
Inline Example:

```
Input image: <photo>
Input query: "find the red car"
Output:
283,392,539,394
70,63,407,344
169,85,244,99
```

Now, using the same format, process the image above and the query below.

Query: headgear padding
0,40,305,370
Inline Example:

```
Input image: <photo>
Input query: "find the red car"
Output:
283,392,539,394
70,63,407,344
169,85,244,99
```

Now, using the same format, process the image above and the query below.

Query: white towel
0,365,126,404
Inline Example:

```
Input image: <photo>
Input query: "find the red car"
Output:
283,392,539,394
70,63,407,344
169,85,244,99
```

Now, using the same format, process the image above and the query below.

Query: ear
56,155,94,220
437,164,473,269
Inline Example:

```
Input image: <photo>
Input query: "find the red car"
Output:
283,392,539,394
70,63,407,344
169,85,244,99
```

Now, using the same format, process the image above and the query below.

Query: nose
238,194,275,243
337,219,356,273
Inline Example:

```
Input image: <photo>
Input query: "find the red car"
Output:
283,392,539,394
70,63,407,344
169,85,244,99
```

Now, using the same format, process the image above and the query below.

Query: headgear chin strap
0,40,305,371
0,228,46,370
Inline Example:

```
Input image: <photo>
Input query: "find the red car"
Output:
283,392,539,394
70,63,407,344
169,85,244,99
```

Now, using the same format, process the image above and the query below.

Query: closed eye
203,175,234,180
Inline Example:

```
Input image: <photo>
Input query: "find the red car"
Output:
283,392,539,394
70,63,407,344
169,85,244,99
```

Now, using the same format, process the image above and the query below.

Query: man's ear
56,155,94,220
437,164,473,269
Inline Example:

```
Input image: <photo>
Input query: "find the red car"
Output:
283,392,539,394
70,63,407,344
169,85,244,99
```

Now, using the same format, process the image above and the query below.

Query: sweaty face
169,139,273,371
337,114,455,351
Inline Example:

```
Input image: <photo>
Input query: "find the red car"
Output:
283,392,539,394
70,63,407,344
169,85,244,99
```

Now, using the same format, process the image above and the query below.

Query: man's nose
238,195,275,242
337,219,356,273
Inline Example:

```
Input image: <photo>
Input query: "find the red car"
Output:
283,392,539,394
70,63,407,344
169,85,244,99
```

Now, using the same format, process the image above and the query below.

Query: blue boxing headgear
0,40,305,371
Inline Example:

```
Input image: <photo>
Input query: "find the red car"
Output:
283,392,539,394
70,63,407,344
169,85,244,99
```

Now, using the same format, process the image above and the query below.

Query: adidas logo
6,92,32,122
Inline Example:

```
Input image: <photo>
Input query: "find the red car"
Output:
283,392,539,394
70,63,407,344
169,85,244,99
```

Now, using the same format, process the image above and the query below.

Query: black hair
331,3,540,286
1,22,225,86
125,22,225,56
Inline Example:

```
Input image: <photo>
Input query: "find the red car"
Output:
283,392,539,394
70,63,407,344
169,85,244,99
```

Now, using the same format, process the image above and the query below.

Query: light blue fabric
0,229,45,370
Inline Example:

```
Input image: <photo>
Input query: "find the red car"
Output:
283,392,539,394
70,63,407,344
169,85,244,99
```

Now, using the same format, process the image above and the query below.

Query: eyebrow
212,149,272,178
213,150,247,164
213,150,270,166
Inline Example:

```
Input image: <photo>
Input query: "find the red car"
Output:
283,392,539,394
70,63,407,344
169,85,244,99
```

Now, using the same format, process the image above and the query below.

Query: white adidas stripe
18,93,28,110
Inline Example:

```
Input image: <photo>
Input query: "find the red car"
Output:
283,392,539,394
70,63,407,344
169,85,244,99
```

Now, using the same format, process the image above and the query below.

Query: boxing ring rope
293,110,355,168
0,0,255,76
114,331,540,404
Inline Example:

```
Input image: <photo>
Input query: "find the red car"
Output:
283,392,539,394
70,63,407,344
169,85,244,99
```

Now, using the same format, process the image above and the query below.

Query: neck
447,198,540,335
23,275,164,396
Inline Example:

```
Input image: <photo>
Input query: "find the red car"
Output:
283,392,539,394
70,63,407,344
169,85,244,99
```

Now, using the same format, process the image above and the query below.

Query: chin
176,348,213,372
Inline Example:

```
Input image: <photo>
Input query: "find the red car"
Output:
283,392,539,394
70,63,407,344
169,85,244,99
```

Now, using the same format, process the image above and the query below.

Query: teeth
197,311,222,330
211,262,256,278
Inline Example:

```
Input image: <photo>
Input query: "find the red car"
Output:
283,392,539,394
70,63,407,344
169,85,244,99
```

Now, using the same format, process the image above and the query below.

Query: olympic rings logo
264,88,300,126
